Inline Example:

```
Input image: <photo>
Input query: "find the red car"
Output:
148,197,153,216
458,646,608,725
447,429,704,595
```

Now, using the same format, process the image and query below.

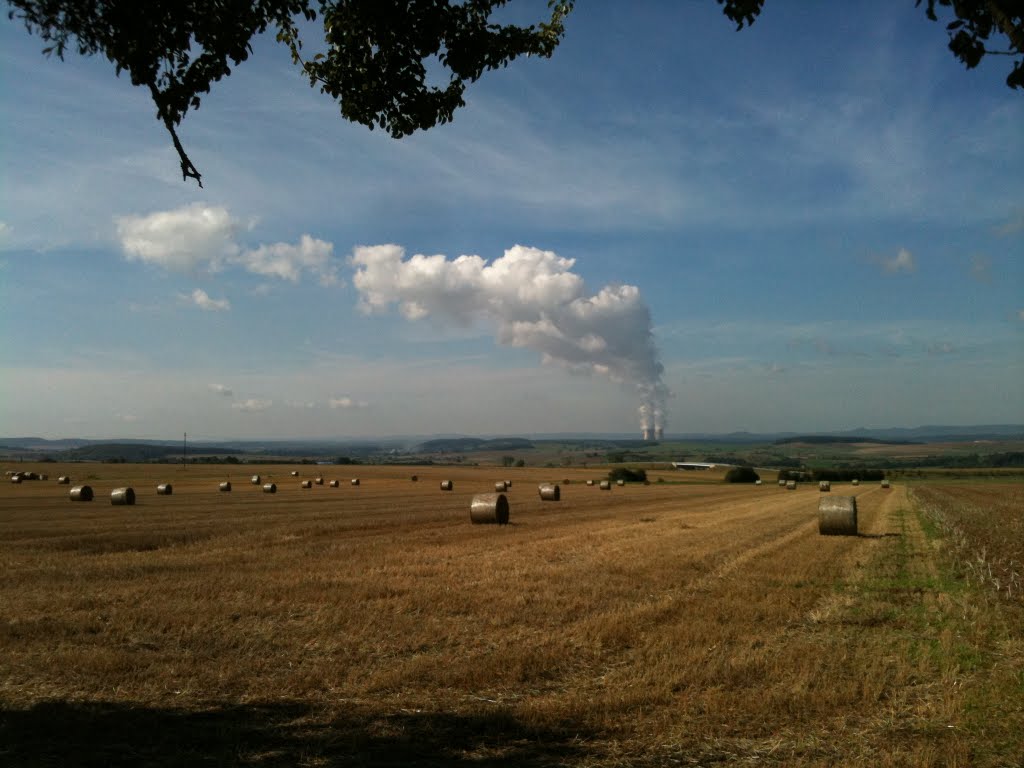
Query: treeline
778,468,886,482
774,436,918,446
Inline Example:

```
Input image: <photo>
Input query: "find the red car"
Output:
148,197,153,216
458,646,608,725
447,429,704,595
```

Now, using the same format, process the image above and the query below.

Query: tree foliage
6,0,573,186
7,1,1020,187
717,0,1024,90
723,466,759,483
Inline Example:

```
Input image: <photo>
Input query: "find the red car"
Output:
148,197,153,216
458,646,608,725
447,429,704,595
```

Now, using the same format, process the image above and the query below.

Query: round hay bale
39,474,49,481
329,480,339,488
10,474,22,484
57,476,71,485
301,480,312,489
470,493,509,525
156,483,173,495
290,471,299,477
3,470,13,476
410,475,418,482
69,485,93,502
851,478,860,486
616,479,625,487
818,496,858,536
505,480,512,488
314,476,324,485
755,479,763,485
263,483,277,494
599,480,611,490
538,483,560,501
251,474,261,485
494,481,507,492
440,480,453,491
778,479,786,487
110,487,136,506
586,479,594,486
786,480,797,490
881,479,891,488
219,481,232,492
351,478,360,486
819,480,831,492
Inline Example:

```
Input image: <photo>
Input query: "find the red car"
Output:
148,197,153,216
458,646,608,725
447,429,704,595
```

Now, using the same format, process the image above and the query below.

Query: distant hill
774,436,919,446
417,437,535,452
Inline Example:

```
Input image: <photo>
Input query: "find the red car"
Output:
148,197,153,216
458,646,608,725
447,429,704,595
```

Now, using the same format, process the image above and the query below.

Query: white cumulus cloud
879,248,916,274
185,288,231,312
118,204,239,272
117,205,340,285
329,396,368,409
231,398,273,412
350,243,669,431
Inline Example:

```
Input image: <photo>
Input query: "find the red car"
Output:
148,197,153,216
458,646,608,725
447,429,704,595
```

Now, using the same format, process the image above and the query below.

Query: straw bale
263,483,277,493
538,483,560,501
329,480,339,488
599,480,611,490
440,480,453,491
69,485,94,501
819,496,858,536
110,487,136,505
219,481,232,492
470,493,510,525
156,483,173,495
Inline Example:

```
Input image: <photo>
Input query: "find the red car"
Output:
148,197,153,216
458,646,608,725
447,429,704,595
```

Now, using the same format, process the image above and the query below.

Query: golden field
1,463,1021,766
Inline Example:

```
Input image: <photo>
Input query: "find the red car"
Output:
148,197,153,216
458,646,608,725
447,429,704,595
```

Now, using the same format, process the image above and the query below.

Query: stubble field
1,464,1021,766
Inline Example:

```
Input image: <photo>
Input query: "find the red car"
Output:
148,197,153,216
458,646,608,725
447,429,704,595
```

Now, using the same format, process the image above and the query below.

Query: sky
1,1,1022,440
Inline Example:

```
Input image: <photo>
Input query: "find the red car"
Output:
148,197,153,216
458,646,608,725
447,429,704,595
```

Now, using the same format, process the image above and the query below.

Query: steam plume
351,244,669,432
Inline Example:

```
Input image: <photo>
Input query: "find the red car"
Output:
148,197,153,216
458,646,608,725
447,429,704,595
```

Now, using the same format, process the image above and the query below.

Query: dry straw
819,480,831,492
881,479,891,488
586,479,594,486
616,479,625,487
251,475,261,485
494,481,507,492
315,477,324,485
470,493,510,525
156,483,173,495
440,480,453,491
263,483,277,494
57,476,71,485
219,481,232,492
538,483,560,501
290,471,299,477
351,478,360,486
69,485,94,502
852,478,860,486
110,487,136,506
778,479,786,487
786,480,797,490
599,480,611,490
301,480,313,489
329,480,339,488
818,496,858,536
10,475,22,484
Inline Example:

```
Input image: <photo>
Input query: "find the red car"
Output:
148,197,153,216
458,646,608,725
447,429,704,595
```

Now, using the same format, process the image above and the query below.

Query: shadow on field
0,699,590,767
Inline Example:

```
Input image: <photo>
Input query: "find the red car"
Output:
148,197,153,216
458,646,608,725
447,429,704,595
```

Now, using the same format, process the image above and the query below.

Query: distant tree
608,467,647,483
501,455,515,468
6,0,574,185
724,466,759,483
514,458,525,467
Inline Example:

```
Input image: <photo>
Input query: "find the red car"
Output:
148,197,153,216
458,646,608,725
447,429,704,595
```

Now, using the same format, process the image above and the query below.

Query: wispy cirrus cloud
117,204,339,286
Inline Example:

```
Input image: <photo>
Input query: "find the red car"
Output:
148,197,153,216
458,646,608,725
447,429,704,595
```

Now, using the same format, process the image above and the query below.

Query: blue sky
2,1,1022,440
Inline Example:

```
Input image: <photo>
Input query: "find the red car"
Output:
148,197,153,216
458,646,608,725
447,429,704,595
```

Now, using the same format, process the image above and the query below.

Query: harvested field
1,464,1021,766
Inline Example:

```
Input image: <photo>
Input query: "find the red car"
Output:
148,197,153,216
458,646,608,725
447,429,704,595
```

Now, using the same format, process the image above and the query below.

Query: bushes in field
608,467,647,483
724,466,760,483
